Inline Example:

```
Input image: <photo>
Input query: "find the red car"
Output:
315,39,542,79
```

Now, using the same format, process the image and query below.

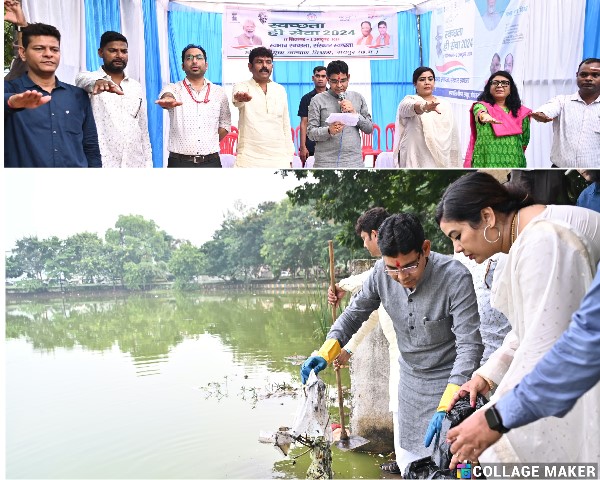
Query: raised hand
478,111,502,124
93,79,124,95
4,0,27,26
7,90,51,109
233,91,253,102
155,95,183,109
530,111,553,123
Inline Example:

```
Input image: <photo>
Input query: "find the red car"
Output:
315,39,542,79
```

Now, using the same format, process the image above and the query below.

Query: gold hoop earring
483,225,501,243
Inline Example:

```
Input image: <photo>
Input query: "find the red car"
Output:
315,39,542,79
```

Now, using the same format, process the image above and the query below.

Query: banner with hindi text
224,7,398,60
429,0,530,101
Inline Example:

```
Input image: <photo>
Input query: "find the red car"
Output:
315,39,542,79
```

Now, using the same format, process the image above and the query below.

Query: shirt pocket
416,315,454,347
123,96,143,118
62,104,85,135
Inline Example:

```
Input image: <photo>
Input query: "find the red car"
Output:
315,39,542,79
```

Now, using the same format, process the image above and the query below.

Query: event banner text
429,0,529,100
224,7,398,60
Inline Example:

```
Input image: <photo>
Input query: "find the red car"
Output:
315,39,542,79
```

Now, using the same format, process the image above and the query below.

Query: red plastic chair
219,133,238,155
385,123,395,152
361,124,382,167
230,126,239,135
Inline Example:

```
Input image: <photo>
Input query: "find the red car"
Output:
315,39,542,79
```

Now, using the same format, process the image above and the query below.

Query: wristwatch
485,405,510,433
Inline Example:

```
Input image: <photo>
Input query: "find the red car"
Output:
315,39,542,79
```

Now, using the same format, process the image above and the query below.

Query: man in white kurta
232,47,294,168
75,31,152,168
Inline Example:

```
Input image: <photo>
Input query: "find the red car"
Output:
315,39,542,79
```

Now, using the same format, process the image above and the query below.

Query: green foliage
123,261,159,290
285,170,466,254
169,242,205,289
5,21,15,70
15,278,47,293
261,199,354,277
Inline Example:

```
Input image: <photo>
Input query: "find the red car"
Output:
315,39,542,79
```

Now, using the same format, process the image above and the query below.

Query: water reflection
6,293,383,479
6,293,321,377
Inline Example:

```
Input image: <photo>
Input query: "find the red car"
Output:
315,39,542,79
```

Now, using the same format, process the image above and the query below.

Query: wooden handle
328,240,336,324
335,366,348,440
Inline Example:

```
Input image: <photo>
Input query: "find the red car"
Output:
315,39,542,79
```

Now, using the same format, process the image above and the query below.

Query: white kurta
477,205,600,463
393,95,461,168
232,78,295,168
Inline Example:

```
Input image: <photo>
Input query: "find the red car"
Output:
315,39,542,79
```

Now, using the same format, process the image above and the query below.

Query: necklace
183,79,210,104
510,211,519,246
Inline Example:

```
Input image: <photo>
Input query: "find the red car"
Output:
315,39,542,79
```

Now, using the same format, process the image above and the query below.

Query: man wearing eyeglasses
232,47,294,168
530,57,600,168
156,44,231,168
75,31,152,168
307,60,373,168
301,213,482,474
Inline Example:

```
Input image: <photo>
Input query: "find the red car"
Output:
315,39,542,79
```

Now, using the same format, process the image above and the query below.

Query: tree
261,199,353,278
200,202,275,281
284,170,465,253
123,261,158,290
10,236,60,280
168,242,205,289
105,214,173,284
61,232,106,283
5,254,24,279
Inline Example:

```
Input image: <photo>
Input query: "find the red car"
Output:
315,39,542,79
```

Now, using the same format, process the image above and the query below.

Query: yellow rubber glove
437,383,460,412
317,338,341,363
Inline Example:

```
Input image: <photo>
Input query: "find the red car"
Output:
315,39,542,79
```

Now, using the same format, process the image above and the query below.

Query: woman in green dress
465,71,532,168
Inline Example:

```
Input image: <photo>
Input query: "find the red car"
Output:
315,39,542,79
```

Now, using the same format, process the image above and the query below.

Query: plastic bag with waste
291,370,332,441
404,394,488,479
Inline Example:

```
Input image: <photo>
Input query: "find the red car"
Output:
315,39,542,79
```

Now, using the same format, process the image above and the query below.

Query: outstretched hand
155,96,183,109
7,90,51,109
530,111,553,123
93,79,124,95
234,91,253,103
478,111,502,124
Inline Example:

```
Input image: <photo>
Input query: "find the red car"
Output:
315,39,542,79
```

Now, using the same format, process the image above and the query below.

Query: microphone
338,92,346,112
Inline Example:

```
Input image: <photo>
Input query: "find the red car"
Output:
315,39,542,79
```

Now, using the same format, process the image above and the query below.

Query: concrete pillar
347,259,394,454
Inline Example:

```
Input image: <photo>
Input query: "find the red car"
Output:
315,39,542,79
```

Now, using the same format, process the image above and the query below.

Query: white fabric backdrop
120,0,146,86
22,0,85,83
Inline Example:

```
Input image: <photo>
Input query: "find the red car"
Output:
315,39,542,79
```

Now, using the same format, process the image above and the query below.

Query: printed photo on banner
224,7,398,60
430,0,529,101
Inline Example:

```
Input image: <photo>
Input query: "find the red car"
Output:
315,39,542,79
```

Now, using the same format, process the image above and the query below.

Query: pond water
6,293,386,479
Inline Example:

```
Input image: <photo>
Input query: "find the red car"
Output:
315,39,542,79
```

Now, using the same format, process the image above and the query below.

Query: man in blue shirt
446,263,600,467
4,23,101,167
576,170,600,214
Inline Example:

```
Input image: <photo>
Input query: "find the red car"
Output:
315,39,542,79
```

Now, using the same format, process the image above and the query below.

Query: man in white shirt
531,58,600,168
75,31,152,168
232,47,294,168
156,44,231,168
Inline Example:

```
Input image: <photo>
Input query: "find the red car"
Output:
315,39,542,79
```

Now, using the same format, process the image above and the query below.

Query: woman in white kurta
392,67,461,168
436,172,600,464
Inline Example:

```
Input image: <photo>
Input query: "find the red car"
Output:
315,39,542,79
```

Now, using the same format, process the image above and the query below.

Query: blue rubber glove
424,411,445,447
300,356,327,384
